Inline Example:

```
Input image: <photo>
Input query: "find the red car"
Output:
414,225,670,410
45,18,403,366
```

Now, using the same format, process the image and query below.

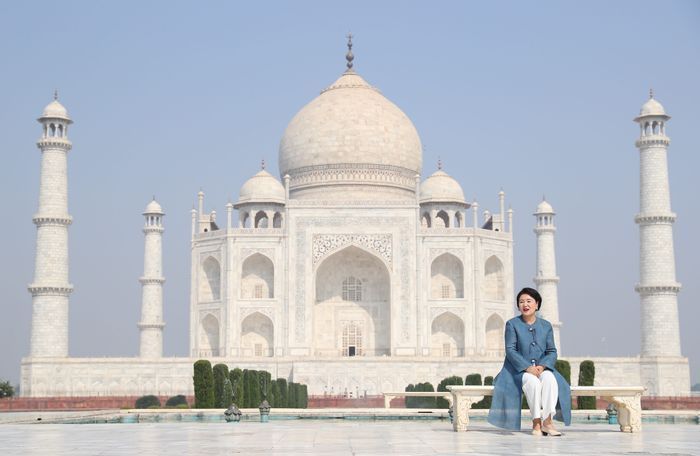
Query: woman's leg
539,370,559,424
522,372,542,428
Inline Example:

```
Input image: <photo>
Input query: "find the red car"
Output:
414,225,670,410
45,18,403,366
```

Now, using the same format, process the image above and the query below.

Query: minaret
533,198,562,351
138,199,166,358
633,92,682,358
28,93,73,358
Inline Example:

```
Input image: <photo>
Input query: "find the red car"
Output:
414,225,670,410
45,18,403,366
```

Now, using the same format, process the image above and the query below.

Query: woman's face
518,293,538,318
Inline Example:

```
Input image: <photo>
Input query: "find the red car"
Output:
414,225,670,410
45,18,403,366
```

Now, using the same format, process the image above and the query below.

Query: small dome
40,99,72,122
236,169,285,206
419,170,466,205
144,199,164,215
635,96,670,121
535,199,554,214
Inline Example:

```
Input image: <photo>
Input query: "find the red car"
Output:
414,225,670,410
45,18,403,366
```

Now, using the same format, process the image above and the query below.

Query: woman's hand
526,366,540,377
535,365,545,376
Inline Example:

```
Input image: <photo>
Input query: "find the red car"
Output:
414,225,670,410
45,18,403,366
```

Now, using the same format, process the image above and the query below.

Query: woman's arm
505,320,531,372
539,323,557,370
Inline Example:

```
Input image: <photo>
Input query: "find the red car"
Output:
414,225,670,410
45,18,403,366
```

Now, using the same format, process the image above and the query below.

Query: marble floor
0,420,698,455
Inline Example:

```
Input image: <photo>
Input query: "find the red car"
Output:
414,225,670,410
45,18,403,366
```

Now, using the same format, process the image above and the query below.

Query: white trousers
522,371,558,421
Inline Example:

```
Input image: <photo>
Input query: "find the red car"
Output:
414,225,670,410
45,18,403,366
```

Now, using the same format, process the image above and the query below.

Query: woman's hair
516,287,542,310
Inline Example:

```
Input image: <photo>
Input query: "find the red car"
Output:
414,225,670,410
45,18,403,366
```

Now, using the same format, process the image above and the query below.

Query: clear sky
1,1,698,387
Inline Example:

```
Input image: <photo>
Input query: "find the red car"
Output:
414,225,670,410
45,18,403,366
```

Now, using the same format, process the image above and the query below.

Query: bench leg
451,395,483,432
384,395,394,409
602,394,642,432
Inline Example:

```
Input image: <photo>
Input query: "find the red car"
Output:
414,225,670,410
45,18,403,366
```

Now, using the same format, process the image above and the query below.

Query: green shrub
465,373,482,386
269,379,281,407
404,383,415,408
436,376,463,409
415,382,436,408
0,380,15,398
276,378,288,408
555,360,571,384
193,359,215,408
213,363,230,408
223,378,233,408
165,395,188,407
299,384,308,408
577,360,596,409
259,370,272,400
174,403,189,409
135,395,160,409
473,376,494,409
230,368,244,406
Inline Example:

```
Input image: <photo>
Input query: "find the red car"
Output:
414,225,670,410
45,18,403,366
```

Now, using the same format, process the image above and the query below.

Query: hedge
213,363,230,408
193,359,215,408
135,395,160,409
229,368,244,406
276,378,288,408
555,359,571,384
473,376,493,409
577,360,596,409
436,376,463,409
404,382,436,408
165,395,188,407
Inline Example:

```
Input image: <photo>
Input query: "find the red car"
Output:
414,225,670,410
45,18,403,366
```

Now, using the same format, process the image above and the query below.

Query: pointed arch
421,212,431,228
431,311,464,357
314,245,391,357
454,211,463,228
431,253,464,299
272,212,283,228
484,255,505,301
485,313,505,355
200,256,221,301
199,313,220,357
241,253,274,299
241,312,273,357
254,210,268,228
435,210,449,228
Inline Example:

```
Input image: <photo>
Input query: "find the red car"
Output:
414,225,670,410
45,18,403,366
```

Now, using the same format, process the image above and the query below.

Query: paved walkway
1,420,698,455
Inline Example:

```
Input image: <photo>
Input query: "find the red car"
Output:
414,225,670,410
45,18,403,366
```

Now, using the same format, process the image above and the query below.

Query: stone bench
382,392,452,409
447,385,645,433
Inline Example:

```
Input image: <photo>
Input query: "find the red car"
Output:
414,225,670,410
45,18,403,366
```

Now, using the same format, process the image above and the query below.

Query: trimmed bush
269,379,280,407
276,378,288,408
165,395,188,407
213,363,230,408
473,376,494,409
577,360,596,409
555,360,571,385
193,359,215,408
259,370,272,400
415,382,436,408
465,373,482,386
436,376,463,409
288,382,298,408
223,378,233,408
135,395,160,409
404,383,415,408
230,368,244,406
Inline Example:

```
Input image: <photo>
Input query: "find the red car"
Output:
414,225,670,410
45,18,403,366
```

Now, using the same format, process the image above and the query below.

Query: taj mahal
21,41,690,398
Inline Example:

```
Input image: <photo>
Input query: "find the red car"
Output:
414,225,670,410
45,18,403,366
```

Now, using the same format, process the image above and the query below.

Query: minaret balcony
635,283,681,294
32,215,73,226
634,213,676,225
635,136,670,148
27,284,74,296
36,137,72,149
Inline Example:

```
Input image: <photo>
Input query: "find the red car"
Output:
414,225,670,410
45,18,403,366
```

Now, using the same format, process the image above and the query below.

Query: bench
382,392,452,409
447,385,645,433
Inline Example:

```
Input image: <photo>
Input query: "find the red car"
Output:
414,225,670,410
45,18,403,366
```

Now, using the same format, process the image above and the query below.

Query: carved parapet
635,136,670,148
634,213,677,225
139,277,166,285
36,138,72,150
635,283,681,295
28,285,73,296
32,215,73,226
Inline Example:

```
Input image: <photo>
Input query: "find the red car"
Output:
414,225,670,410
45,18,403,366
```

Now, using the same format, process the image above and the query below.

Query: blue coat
487,316,571,430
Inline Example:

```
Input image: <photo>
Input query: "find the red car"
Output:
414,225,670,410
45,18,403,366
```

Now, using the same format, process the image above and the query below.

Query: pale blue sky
1,1,698,386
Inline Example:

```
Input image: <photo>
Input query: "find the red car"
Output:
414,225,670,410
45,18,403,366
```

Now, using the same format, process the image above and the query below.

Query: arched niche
314,245,390,357
484,255,505,301
254,211,268,228
241,312,273,357
200,256,221,301
430,311,464,357
241,253,274,299
199,313,220,356
430,253,464,299
485,313,504,355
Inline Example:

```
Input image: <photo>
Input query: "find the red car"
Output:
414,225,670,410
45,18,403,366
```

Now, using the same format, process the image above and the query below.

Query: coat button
531,342,536,346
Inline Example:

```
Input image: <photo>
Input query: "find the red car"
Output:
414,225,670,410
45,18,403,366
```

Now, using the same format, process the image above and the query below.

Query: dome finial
437,156,442,170
649,88,654,99
345,32,354,71
261,158,266,170
53,89,58,101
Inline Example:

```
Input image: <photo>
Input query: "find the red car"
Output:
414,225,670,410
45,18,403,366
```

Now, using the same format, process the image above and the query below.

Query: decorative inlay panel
312,234,392,267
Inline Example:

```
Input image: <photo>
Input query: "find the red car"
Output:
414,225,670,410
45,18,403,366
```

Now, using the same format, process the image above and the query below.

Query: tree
135,395,161,408
222,378,233,408
404,383,415,408
193,359,215,408
465,373,482,386
229,368,244,406
473,376,494,409
276,378,288,408
165,395,188,407
299,384,308,408
213,363,230,408
0,380,15,398
555,360,571,384
577,360,596,409
436,375,463,409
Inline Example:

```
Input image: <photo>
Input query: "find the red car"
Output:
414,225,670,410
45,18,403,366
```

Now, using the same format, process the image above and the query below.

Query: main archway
314,245,391,357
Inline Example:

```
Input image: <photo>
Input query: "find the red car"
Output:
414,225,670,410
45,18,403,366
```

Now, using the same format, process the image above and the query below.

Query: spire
345,33,354,72
649,88,654,99
53,89,58,101
261,158,266,170
437,156,442,170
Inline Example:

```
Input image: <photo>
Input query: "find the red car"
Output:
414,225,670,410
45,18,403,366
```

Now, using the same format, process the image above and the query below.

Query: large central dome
279,69,423,200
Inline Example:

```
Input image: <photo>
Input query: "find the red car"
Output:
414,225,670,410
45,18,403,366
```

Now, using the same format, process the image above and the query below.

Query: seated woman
488,287,571,435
